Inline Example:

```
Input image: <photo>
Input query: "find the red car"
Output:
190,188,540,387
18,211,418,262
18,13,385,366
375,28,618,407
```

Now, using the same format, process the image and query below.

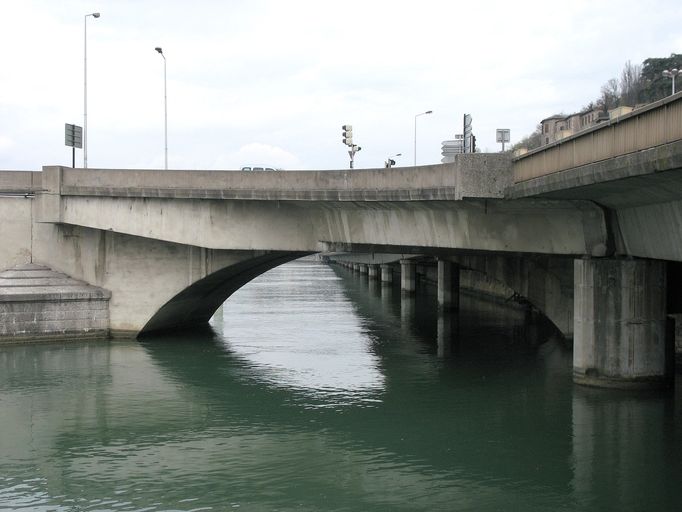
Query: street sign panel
65,123,83,149
463,114,473,153
496,129,510,143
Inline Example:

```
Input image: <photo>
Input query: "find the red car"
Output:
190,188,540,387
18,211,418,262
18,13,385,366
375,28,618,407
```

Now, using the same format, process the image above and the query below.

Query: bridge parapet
513,92,682,183
0,170,41,195
39,153,511,202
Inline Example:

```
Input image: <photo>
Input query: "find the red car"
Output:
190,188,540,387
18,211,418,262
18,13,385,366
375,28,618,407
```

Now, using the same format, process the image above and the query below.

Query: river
1,260,680,511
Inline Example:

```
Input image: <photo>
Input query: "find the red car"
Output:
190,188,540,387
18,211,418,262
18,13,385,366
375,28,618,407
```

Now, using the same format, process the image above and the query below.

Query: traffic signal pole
342,124,361,169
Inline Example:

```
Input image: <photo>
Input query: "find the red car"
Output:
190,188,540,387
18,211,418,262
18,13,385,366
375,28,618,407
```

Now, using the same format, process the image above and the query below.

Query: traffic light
342,125,353,146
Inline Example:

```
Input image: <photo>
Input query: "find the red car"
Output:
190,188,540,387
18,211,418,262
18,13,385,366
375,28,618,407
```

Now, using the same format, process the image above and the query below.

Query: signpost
65,123,83,167
496,128,511,151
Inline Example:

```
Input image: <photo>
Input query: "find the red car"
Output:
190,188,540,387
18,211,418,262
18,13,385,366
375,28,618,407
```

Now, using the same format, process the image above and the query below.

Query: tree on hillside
597,78,620,111
640,53,682,102
511,124,542,152
619,60,643,106
514,53,680,150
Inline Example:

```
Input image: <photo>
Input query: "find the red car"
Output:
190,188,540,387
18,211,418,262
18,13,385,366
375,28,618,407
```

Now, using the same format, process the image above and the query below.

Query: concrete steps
0,264,110,343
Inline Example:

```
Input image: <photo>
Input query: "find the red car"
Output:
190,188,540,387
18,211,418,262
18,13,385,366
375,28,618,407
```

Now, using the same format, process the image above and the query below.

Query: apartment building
539,105,635,145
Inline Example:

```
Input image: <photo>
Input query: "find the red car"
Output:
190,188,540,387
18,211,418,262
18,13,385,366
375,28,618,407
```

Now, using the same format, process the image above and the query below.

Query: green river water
1,260,680,511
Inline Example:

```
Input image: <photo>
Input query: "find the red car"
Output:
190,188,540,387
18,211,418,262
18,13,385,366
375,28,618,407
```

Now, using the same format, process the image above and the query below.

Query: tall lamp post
662,69,681,95
84,12,100,169
414,110,432,166
155,47,168,170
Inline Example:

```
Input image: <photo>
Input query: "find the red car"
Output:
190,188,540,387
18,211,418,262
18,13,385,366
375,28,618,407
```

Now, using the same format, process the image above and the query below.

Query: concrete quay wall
0,265,110,343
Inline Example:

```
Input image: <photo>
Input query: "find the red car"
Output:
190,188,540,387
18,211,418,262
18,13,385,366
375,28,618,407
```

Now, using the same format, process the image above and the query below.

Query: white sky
1,0,681,171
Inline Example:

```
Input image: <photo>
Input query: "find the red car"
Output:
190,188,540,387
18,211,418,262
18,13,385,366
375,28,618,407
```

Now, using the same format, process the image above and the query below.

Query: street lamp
385,153,401,168
414,110,432,166
155,47,168,169
84,12,100,169
662,69,681,95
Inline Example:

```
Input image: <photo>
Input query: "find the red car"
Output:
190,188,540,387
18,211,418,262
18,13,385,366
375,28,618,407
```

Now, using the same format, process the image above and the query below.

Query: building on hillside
538,104,643,147
540,106,611,145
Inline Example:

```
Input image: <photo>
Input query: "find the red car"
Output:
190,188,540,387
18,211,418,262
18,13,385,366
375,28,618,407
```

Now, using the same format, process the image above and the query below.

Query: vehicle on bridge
241,166,280,172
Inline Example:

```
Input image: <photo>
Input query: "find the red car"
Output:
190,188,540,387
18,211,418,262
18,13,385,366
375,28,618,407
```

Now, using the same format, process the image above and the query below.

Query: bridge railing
513,92,682,183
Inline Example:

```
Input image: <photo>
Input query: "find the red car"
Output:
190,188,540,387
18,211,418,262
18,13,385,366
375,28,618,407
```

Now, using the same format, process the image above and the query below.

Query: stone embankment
0,264,110,343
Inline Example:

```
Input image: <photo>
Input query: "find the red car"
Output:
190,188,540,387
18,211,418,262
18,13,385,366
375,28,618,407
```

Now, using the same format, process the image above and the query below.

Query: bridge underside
140,251,309,335
41,194,611,258
29,220,307,336
510,140,682,262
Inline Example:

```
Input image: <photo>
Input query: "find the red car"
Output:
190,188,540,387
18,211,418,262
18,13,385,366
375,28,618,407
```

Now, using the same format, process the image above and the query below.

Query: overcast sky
1,0,680,171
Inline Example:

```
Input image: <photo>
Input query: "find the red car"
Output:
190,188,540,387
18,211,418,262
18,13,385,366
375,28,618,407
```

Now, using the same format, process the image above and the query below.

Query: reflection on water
0,260,680,511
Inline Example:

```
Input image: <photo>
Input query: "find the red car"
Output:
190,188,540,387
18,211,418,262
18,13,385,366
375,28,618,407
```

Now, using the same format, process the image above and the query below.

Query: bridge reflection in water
0,261,680,511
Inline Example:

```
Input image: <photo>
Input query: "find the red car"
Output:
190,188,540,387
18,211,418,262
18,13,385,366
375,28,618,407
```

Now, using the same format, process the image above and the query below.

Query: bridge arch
140,251,310,336
449,253,574,339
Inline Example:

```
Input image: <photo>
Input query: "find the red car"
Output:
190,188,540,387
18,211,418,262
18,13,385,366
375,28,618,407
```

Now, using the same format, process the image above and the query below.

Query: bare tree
598,78,620,111
619,60,643,106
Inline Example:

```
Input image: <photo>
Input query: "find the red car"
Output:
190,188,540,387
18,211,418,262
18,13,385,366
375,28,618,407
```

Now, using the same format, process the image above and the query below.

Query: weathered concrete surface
448,253,574,338
0,196,33,272
29,220,303,336
510,139,682,196
573,258,671,388
36,163,611,258
51,155,513,201
613,199,682,261
380,264,393,283
367,264,379,279
400,259,416,294
673,314,682,365
0,264,110,342
0,170,41,194
41,195,610,257
0,171,40,273
508,142,682,262
437,260,459,311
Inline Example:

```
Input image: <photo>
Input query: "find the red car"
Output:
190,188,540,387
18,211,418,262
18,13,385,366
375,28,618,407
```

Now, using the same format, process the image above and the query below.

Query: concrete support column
437,312,459,358
353,263,360,272
380,264,393,283
400,259,416,294
368,264,379,279
401,294,415,326
437,260,460,311
358,264,368,275
573,258,671,389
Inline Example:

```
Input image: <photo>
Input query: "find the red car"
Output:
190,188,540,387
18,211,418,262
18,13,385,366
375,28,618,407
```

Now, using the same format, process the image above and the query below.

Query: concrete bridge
1,92,681,389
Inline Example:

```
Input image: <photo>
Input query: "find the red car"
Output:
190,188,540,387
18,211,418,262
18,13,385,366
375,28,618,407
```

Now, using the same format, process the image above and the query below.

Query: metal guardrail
513,92,682,183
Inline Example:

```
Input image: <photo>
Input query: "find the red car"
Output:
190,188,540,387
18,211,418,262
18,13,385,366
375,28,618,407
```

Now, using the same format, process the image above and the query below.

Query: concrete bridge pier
437,260,460,311
400,259,416,295
401,294,416,328
359,264,368,275
368,264,379,280
437,311,459,358
380,264,393,284
573,257,673,389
